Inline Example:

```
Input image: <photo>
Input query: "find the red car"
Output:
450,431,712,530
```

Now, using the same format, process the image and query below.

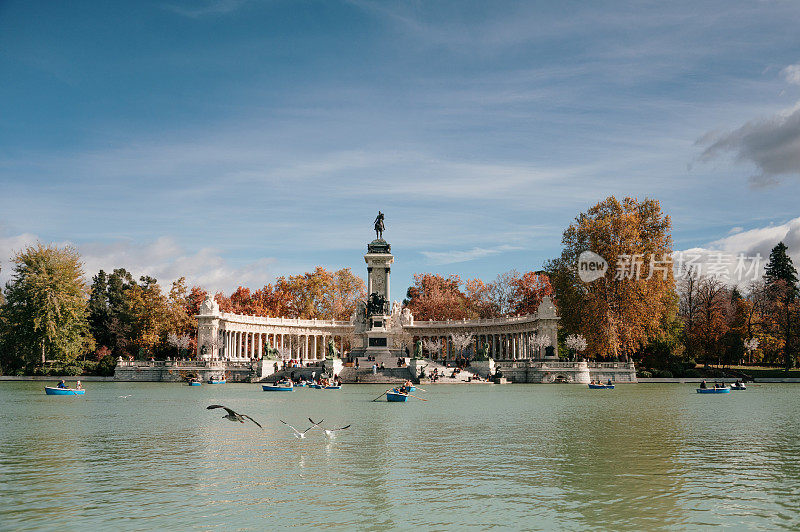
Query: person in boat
76,381,83,390
607,379,612,385
57,380,67,389
699,380,707,389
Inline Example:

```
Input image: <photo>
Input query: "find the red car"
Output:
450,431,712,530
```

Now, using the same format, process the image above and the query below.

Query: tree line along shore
1,195,798,379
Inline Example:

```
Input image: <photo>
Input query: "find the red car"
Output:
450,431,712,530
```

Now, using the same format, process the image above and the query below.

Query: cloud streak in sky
420,244,522,265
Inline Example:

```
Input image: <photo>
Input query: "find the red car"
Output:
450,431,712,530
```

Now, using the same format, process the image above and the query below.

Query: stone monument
362,211,395,358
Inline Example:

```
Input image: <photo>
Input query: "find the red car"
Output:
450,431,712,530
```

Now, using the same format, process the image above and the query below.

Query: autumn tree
125,276,170,358
511,271,553,315
694,275,730,367
404,273,469,321
0,243,93,369
214,267,366,321
546,196,675,360
464,278,496,318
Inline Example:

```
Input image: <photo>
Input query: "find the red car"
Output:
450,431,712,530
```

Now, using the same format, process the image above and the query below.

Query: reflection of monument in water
188,213,637,384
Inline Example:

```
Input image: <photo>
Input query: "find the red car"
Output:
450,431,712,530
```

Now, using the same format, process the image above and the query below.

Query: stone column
304,335,309,361
312,335,317,359
258,333,262,359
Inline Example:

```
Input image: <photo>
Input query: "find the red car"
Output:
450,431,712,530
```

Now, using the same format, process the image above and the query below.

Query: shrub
97,355,117,377
684,368,701,377
62,364,82,376
655,369,673,378
637,370,652,378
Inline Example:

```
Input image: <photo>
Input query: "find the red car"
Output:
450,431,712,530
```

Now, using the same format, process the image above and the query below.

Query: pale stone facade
192,235,637,383
195,238,561,364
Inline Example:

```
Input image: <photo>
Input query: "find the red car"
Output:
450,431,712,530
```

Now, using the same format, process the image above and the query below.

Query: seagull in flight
309,418,351,438
207,405,263,428
281,419,322,439
118,395,132,398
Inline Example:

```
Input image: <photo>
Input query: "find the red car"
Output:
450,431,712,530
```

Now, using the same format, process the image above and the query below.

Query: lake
1,382,798,530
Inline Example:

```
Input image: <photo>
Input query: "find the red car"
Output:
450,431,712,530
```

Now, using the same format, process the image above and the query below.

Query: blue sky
2,0,800,295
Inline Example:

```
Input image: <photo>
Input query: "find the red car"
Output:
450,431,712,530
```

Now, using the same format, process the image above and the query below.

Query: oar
372,389,392,402
406,393,427,401
414,386,428,392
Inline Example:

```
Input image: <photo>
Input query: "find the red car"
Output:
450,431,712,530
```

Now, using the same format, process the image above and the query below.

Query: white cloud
0,230,278,294
420,244,521,265
676,217,800,285
163,0,246,18
782,63,800,86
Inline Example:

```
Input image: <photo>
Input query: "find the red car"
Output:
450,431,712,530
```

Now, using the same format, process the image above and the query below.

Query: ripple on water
1,382,799,530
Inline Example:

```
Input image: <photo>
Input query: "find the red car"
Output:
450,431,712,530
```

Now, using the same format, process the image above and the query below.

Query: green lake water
1,382,798,531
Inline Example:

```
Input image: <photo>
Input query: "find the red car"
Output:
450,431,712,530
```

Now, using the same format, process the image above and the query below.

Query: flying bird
207,405,263,428
280,419,322,439
309,418,351,438
118,395,132,398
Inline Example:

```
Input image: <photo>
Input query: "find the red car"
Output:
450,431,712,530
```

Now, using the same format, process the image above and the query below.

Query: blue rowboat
294,382,307,388
45,386,85,396
406,386,416,392
322,385,341,390
731,385,747,391
310,384,322,389
188,381,202,386
262,384,293,391
697,387,730,394
386,389,408,402
208,379,226,384
588,384,614,389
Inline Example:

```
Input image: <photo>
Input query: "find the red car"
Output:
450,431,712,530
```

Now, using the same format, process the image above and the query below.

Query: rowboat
208,379,226,384
386,389,408,402
262,384,293,391
588,383,614,389
731,384,747,390
188,381,202,386
294,382,307,388
406,386,416,392
697,387,730,394
45,386,85,396
322,385,341,390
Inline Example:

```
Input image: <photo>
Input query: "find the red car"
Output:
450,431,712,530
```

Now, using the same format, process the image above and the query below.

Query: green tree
763,242,799,370
764,242,799,290
88,270,112,348
1,243,93,368
106,268,135,355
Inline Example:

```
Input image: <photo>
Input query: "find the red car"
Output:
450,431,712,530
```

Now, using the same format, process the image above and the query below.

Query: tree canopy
1,243,93,368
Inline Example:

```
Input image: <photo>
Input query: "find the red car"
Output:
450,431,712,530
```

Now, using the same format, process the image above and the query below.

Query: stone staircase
337,365,414,384
416,359,481,383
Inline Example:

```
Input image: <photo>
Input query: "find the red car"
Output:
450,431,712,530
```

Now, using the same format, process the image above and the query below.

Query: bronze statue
374,211,385,240
366,292,387,316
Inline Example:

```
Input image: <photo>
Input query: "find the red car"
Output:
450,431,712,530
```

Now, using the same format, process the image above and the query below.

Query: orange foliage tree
547,196,675,360
404,271,552,321
214,267,366,321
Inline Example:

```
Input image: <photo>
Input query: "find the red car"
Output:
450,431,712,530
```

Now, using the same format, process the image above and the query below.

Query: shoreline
2,375,799,383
